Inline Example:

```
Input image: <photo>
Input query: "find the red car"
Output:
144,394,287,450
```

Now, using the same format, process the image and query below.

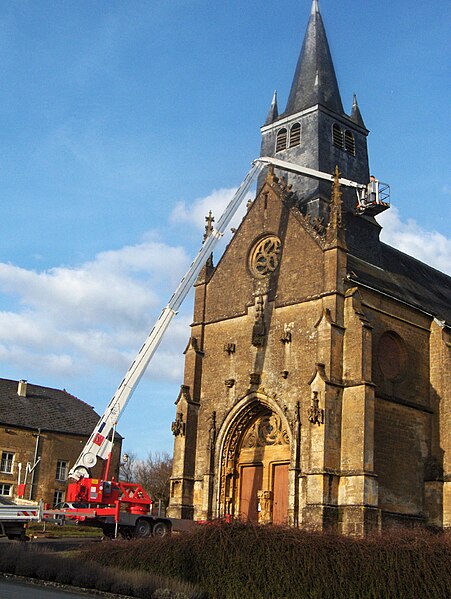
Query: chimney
17,379,28,397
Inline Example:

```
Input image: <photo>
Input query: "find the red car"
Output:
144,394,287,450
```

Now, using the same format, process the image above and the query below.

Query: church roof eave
261,103,369,135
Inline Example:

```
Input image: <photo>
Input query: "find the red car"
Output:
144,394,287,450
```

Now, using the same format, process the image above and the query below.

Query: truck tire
152,521,170,537
134,518,152,538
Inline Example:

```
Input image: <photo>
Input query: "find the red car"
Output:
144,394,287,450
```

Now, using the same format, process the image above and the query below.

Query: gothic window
275,128,288,152
289,122,301,147
250,236,281,277
344,130,355,155
377,332,406,381
332,123,344,149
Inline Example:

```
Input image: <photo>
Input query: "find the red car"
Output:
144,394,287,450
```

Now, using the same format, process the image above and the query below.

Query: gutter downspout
29,428,41,501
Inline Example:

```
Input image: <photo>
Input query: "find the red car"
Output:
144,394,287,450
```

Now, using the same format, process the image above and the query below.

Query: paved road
0,538,114,597
0,578,104,598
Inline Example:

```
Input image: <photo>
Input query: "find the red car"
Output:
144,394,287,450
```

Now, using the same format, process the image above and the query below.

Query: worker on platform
367,175,378,204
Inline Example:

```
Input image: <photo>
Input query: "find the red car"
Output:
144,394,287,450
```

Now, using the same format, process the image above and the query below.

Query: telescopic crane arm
69,159,265,479
69,157,389,480
257,156,366,190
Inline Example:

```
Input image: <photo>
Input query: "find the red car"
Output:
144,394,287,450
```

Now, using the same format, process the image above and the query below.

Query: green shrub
0,543,203,598
80,523,451,599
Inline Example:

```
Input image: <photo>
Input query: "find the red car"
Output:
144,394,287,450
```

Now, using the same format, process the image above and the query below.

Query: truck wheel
134,519,152,538
152,521,170,537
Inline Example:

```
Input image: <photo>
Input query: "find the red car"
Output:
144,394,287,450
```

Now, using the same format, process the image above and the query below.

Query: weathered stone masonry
168,1,451,534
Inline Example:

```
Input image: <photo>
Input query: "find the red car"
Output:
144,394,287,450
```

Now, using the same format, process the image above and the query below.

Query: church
167,1,450,534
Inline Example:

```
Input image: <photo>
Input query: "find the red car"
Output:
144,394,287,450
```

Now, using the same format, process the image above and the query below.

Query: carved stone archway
217,394,291,524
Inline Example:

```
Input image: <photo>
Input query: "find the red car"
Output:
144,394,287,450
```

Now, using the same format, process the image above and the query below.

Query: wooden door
272,463,289,525
239,465,263,523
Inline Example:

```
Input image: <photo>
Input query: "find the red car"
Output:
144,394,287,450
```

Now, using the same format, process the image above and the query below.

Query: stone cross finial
203,211,215,241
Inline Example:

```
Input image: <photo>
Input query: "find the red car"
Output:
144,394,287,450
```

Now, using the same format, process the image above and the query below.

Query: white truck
0,500,42,540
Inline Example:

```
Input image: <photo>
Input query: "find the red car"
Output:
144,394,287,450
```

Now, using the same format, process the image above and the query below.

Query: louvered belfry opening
332,123,344,149
275,128,288,152
289,122,301,147
344,130,355,155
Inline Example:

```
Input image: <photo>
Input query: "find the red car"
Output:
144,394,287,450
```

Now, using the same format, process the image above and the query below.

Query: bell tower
259,0,380,263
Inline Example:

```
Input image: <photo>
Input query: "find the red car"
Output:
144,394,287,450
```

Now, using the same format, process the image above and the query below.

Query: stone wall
168,171,448,533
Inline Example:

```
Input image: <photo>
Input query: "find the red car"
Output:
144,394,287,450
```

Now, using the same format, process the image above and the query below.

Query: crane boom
258,156,366,189
69,160,265,479
69,156,388,480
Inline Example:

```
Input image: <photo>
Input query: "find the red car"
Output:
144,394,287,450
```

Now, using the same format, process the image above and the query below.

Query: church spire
350,94,366,129
284,0,344,116
264,90,279,126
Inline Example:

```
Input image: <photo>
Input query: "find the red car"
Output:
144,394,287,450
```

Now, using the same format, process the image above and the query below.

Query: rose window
250,236,281,277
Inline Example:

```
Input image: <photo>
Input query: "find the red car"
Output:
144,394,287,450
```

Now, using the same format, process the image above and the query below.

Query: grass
27,522,103,538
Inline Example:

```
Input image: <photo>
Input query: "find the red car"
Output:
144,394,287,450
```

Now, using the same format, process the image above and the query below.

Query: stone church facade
168,1,451,534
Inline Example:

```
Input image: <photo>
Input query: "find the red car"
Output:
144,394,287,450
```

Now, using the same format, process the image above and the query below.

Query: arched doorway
219,399,291,525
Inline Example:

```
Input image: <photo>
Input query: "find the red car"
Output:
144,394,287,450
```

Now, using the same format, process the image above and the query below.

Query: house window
332,123,344,149
289,122,301,147
0,452,14,474
0,483,12,496
344,130,355,155
55,460,68,481
53,490,64,506
275,128,288,152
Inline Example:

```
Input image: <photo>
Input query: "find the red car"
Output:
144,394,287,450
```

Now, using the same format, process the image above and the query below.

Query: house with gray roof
0,378,122,506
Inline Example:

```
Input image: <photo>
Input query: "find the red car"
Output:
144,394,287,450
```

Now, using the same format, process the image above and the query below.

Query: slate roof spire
311,0,319,15
264,90,279,126
284,0,344,116
350,93,366,129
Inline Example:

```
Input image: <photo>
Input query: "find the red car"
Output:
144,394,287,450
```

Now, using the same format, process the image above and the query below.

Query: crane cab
66,477,121,505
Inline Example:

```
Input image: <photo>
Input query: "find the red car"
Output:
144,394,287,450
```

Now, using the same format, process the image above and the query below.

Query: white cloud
170,186,253,236
0,241,188,327
378,206,451,275
170,187,237,230
1,192,448,396
0,239,191,380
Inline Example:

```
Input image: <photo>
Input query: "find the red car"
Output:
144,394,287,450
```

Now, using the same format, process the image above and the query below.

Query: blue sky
0,1,449,459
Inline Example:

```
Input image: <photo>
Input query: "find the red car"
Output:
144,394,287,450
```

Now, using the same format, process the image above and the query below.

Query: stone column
338,288,379,535
428,319,450,528
167,337,202,519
